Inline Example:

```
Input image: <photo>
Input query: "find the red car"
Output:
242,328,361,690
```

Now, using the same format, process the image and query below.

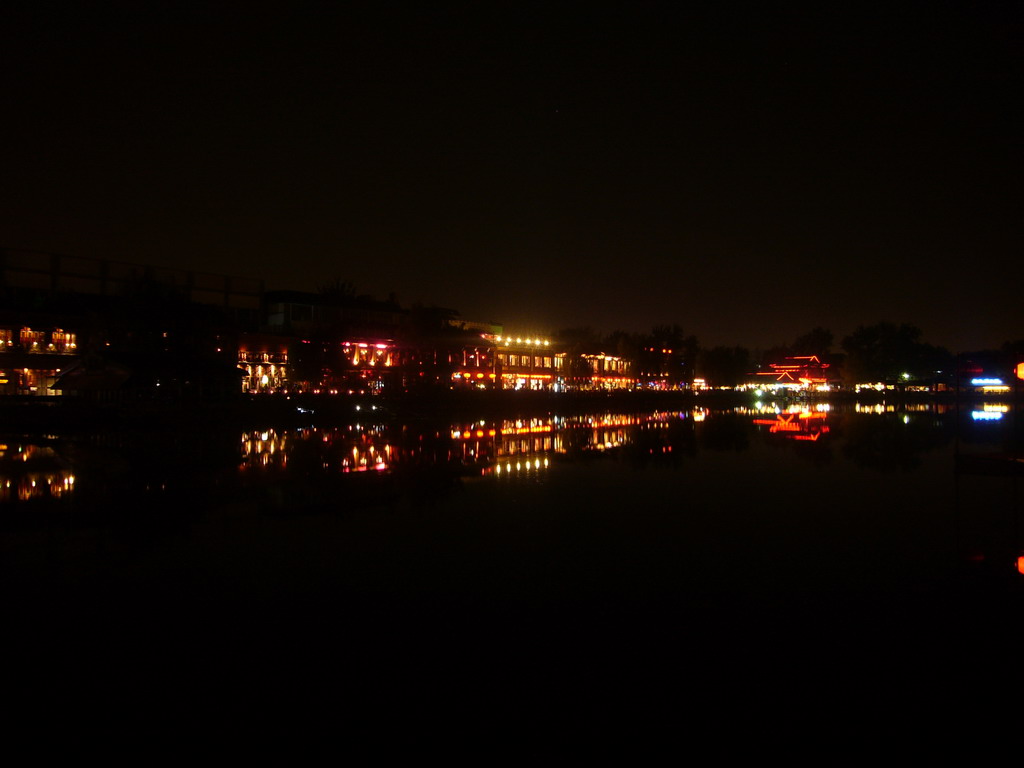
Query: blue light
971,377,1003,386
971,411,1004,421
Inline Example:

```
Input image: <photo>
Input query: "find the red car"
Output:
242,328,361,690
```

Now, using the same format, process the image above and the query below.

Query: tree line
554,322,1024,387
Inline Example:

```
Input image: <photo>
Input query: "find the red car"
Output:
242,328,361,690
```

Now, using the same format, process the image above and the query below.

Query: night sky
4,2,1021,351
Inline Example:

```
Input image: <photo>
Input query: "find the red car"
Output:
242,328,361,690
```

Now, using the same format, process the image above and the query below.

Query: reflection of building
752,407,830,441
0,441,76,502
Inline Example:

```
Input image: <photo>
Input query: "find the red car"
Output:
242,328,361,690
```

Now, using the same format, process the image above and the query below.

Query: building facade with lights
753,355,836,393
0,325,79,396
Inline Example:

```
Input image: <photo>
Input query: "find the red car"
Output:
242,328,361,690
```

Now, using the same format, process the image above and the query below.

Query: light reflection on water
2,402,1019,506
0,441,75,502
2,402,1020,582
237,411,696,479
2,400,1021,704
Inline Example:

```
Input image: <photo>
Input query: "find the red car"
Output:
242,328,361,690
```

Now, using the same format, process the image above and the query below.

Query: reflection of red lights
1018,555,1024,576
753,412,830,439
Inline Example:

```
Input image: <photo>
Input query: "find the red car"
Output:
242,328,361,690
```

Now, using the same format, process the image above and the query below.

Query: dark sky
4,2,1021,351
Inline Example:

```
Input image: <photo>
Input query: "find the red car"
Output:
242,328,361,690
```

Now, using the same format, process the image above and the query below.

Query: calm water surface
4,400,1021,722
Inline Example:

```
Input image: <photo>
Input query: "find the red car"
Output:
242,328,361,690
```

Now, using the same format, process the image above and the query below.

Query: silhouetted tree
603,329,641,360
637,324,699,386
759,327,833,368
791,326,833,357
841,322,951,383
697,346,751,387
554,327,600,347
317,278,358,302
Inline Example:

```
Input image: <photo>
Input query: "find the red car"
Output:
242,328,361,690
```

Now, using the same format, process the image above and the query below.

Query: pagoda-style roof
756,355,832,385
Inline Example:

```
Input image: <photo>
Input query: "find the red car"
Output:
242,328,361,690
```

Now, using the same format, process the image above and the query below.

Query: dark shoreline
0,387,1015,432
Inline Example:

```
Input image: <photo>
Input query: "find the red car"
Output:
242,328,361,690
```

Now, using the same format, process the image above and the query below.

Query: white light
971,377,1003,386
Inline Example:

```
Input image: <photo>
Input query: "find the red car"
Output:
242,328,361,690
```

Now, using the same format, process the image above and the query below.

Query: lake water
3,398,1021,732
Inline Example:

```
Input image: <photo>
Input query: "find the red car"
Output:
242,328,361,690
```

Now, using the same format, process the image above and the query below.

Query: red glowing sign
757,355,831,384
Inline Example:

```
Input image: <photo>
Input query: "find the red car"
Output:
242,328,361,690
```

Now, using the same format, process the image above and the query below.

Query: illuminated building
238,333,290,393
449,340,498,390
754,355,835,392
581,353,634,390
0,325,80,396
336,339,403,393
968,377,1011,394
484,334,557,390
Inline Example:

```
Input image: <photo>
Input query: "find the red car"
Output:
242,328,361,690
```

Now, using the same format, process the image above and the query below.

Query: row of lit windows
498,353,554,368
0,327,77,353
239,350,288,364
242,363,288,393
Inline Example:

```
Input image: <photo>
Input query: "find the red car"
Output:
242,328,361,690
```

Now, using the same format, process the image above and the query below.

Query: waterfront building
485,334,558,390
753,355,836,392
238,333,291,394
0,325,79,396
581,353,634,390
